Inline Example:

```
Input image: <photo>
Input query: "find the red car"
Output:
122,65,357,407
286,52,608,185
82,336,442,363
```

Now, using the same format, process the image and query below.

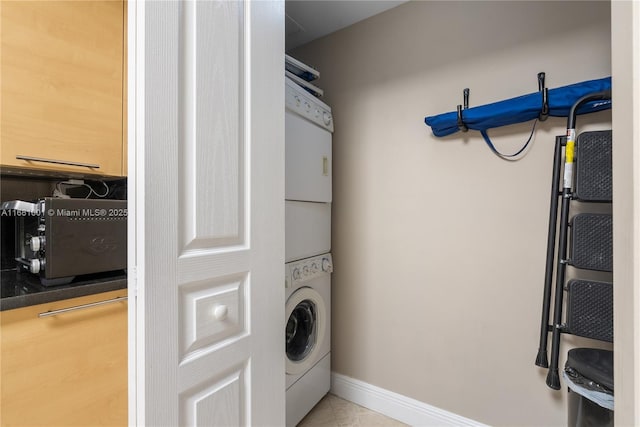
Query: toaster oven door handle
0,200,40,214
38,296,128,318
16,155,100,169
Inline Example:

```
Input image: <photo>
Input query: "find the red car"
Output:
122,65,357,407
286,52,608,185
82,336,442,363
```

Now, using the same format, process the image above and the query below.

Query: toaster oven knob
29,236,44,252
29,258,42,274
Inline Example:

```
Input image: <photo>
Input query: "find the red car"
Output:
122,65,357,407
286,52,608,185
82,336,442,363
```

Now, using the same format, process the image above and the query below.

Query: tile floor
297,394,407,427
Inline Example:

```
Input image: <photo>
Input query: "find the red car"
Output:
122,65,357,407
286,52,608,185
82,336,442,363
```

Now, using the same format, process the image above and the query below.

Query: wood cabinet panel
1,1,125,176
0,290,128,426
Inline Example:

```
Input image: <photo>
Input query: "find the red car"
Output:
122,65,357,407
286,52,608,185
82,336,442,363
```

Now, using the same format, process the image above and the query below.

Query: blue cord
480,119,538,161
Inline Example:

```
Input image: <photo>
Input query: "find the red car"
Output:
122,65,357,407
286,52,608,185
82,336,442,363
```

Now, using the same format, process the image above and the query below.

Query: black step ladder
534,92,613,390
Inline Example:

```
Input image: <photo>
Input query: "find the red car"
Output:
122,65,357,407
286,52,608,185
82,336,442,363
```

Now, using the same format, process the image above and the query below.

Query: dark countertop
0,269,127,311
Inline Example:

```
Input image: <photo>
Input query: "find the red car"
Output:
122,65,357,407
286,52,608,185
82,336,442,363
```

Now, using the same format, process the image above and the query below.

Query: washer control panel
285,253,333,289
285,78,334,133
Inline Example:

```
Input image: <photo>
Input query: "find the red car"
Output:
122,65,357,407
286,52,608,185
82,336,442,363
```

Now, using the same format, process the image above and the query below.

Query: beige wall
292,1,613,425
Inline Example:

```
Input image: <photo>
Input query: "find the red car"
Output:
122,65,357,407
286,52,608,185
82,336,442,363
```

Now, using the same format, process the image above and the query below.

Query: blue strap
480,119,538,160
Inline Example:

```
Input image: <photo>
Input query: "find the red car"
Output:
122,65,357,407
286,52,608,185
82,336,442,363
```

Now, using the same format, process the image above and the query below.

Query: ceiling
285,0,408,51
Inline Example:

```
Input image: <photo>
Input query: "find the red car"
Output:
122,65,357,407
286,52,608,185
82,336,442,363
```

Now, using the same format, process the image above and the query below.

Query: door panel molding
179,272,249,360
180,0,247,252
179,362,249,426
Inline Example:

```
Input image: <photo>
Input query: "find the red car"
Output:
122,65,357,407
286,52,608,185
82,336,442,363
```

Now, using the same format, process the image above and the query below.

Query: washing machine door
285,287,327,375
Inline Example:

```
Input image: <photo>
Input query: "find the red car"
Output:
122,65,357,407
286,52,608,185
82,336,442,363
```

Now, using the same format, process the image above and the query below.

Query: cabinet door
0,1,125,177
0,290,128,426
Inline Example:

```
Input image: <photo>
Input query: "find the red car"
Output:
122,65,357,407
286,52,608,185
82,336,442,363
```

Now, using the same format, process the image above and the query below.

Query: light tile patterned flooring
297,394,408,427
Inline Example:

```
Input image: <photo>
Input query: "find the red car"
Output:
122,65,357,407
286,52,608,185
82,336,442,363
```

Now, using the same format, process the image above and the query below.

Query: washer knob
292,268,301,280
322,258,333,273
303,265,309,276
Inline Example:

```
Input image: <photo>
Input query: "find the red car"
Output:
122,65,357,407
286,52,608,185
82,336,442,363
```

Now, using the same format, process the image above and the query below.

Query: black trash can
564,348,613,427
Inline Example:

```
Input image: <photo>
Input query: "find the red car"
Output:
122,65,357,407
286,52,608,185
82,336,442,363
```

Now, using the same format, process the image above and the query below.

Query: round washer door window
285,287,326,375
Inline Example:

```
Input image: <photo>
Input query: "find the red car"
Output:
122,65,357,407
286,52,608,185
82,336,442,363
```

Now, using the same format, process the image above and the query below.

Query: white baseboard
330,372,489,427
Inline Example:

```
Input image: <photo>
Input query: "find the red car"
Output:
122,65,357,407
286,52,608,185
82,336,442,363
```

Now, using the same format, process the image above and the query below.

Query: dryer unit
285,107,332,203
285,253,332,427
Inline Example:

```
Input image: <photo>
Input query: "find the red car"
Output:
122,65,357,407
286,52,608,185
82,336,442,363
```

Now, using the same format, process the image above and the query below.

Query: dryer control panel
285,77,334,133
285,253,333,289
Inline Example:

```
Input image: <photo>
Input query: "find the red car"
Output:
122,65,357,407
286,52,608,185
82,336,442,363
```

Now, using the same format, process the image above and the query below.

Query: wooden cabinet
0,290,128,426
1,1,126,177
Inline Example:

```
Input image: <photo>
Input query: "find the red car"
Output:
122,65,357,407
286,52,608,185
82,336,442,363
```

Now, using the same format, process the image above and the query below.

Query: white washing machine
284,76,334,426
285,253,332,427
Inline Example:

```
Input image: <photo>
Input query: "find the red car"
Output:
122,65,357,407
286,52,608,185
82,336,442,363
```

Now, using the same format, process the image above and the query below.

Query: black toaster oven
2,198,127,286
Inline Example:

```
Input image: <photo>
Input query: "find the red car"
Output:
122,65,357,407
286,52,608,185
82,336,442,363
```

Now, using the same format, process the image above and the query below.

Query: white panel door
130,1,284,425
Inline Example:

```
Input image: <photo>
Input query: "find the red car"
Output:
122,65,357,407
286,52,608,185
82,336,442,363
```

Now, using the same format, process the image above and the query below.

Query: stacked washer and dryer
284,56,334,427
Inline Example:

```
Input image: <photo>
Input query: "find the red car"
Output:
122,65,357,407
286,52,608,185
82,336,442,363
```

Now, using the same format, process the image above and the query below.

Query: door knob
213,305,228,321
